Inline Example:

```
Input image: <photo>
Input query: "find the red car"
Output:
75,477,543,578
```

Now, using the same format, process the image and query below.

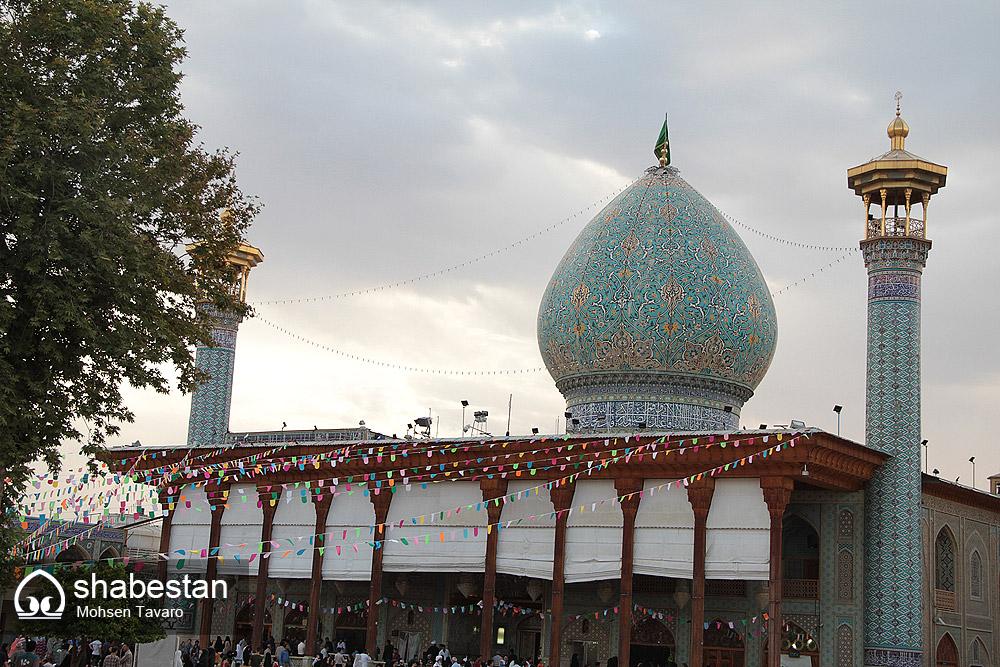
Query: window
935,530,955,592
970,551,983,599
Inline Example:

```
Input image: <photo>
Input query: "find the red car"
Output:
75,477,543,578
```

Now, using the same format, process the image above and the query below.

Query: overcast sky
99,1,999,488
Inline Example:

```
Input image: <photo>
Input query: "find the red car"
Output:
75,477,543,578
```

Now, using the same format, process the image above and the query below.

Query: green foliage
0,0,260,580
17,562,167,645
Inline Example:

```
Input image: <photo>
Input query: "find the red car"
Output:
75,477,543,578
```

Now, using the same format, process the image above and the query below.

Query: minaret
848,96,946,667
186,228,264,447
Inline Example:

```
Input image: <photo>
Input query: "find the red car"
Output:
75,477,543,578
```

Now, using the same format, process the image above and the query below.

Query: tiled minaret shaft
186,239,264,447
848,100,946,667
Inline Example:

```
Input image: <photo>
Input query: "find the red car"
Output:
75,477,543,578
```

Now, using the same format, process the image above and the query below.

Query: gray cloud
95,0,1000,488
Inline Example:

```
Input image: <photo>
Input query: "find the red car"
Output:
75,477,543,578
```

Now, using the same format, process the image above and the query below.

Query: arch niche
335,609,368,654
54,544,90,563
630,616,676,667
702,619,744,667
235,602,272,645
936,633,958,667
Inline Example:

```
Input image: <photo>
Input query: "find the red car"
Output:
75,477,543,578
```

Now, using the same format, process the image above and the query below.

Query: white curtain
705,478,770,580
633,481,694,579
218,486,264,575
268,490,318,578
169,484,212,573
496,481,555,580
322,487,376,580
383,482,487,572
565,480,623,583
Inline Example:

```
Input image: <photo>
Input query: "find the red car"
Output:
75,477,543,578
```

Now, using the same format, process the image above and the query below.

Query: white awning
496,481,556,580
169,484,212,573
634,481,694,579
705,479,770,580
565,480,623,583
322,487,376,581
268,490,318,578
218,487,263,575
383,482,487,572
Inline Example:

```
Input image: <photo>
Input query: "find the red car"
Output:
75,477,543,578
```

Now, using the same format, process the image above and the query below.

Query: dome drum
561,371,746,433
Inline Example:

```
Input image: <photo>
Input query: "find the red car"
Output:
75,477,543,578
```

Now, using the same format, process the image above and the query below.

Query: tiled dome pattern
537,166,777,431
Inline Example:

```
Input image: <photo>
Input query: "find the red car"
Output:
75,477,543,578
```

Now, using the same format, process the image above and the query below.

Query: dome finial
654,113,670,166
887,91,909,150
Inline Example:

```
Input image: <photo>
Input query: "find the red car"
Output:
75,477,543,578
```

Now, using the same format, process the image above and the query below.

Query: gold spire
887,91,909,150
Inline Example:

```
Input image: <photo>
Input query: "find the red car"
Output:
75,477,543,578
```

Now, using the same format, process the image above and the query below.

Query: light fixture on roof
414,416,433,438
281,422,287,432
922,440,929,472
833,405,843,437
759,424,767,430
970,456,976,488
790,419,806,429
461,400,469,437
531,428,539,435
359,420,366,427
932,468,939,475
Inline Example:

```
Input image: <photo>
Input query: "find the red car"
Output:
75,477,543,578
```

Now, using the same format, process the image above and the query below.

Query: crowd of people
174,636,555,667
4,636,677,667
2,637,134,667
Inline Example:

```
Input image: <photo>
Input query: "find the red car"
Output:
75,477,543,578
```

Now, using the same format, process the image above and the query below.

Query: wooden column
615,477,643,667
760,477,792,667
156,494,174,584
480,478,509,660
253,488,279,650
306,494,333,656
549,480,576,667
367,490,392,654
686,478,715,667
199,488,226,645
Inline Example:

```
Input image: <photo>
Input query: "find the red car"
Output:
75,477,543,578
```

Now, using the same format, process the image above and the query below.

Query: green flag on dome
654,114,670,165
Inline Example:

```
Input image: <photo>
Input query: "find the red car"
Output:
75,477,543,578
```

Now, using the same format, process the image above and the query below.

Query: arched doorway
782,515,820,599
54,544,90,563
99,547,120,562
335,609,368,653
630,617,675,667
703,619,744,667
234,603,272,646
937,634,958,667
515,615,542,664
283,609,308,647
761,622,818,667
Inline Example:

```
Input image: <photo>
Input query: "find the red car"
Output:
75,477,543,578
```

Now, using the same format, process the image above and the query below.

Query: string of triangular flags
19,433,807,564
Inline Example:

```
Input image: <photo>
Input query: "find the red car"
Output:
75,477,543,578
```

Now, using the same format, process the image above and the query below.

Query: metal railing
782,579,820,599
866,216,926,240
935,589,956,612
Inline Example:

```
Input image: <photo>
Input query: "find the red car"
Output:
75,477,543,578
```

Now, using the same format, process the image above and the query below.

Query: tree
17,561,167,645
0,0,260,585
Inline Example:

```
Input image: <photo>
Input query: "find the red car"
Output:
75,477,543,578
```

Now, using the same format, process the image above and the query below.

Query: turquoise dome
537,165,777,431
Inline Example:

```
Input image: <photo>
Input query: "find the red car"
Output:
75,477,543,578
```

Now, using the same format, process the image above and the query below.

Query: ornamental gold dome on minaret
537,132,777,431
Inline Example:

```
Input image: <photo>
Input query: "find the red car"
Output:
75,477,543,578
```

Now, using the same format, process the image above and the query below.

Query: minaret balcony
866,216,925,240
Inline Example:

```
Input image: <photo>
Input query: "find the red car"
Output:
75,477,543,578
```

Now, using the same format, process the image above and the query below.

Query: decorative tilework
970,550,982,599
861,237,929,665
838,509,854,541
187,302,242,447
838,625,853,667
935,529,955,592
538,166,776,431
838,549,854,601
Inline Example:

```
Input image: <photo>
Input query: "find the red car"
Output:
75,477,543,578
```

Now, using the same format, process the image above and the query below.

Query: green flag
654,114,670,164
